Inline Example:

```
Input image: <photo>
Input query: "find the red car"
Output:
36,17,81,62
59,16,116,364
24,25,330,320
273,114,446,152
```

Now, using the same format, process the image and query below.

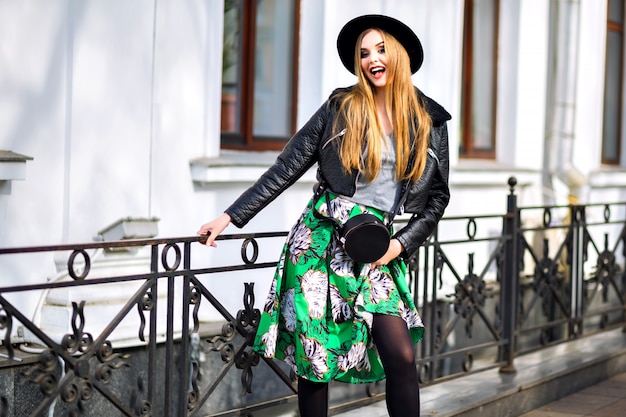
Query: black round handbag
311,165,411,264
339,213,391,263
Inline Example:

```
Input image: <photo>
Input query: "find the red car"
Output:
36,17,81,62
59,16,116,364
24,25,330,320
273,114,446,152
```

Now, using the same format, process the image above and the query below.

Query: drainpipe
544,0,586,205
544,0,586,341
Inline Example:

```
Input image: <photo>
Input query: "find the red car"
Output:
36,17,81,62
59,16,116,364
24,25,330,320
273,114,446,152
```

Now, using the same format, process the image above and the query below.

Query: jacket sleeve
224,101,330,228
394,121,450,259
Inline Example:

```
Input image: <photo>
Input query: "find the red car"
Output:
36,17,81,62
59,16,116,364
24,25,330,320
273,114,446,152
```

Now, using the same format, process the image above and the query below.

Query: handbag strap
312,168,409,228
311,176,335,221
388,180,410,227
311,178,341,230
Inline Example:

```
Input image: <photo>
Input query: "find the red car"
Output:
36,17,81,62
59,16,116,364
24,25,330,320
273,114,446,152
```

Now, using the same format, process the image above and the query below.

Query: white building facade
1,0,625,343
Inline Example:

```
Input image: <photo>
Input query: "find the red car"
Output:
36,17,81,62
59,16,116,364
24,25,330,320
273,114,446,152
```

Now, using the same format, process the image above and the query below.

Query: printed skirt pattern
252,193,424,384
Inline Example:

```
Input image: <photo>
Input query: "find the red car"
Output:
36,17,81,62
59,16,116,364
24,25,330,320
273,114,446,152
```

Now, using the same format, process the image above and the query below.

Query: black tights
297,314,420,417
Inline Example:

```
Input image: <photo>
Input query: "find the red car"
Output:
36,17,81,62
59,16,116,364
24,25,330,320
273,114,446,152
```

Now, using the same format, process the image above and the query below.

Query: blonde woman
198,15,451,417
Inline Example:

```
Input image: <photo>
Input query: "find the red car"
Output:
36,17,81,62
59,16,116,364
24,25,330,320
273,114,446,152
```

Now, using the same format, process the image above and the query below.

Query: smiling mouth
370,67,385,79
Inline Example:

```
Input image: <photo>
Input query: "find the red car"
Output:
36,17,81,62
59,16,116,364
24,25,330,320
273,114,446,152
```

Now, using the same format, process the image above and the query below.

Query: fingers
372,258,389,267
196,221,215,246
197,213,232,248
196,222,213,236
198,227,219,247
372,240,403,266
197,231,215,247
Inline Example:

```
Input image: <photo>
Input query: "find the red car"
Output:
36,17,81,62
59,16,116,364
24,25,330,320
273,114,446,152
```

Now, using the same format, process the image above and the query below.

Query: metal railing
1,177,625,416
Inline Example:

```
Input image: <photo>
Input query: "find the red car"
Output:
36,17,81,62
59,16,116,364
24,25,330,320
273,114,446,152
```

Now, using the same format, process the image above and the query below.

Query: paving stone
547,393,619,414
591,398,626,417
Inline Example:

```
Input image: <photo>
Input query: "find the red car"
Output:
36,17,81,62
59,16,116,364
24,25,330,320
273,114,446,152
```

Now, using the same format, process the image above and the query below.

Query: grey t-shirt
343,134,402,214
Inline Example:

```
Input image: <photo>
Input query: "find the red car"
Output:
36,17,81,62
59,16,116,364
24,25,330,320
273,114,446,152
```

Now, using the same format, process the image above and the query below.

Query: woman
198,14,451,417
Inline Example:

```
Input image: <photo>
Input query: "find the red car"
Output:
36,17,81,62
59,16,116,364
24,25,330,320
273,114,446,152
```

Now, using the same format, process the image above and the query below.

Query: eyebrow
360,41,385,51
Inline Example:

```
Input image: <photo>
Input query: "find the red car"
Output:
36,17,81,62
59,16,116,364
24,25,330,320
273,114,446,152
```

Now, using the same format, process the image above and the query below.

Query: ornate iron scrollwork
62,301,93,355
94,341,130,384
161,243,182,271
67,249,91,280
241,239,260,265
235,348,260,395
22,349,61,396
130,373,151,416
238,283,261,338
533,239,565,318
187,361,200,412
201,283,262,396
595,234,618,303
208,322,236,362
60,377,93,409
23,301,129,415
190,285,201,333
138,290,154,342
235,283,262,395
187,322,237,409
454,253,486,338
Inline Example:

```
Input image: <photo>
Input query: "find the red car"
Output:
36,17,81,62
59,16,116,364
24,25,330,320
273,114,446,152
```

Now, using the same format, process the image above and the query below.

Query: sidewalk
519,371,626,417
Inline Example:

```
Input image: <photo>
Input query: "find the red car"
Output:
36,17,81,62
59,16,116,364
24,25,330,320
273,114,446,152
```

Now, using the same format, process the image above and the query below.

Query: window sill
190,150,317,185
0,150,33,181
452,160,538,188
589,168,626,188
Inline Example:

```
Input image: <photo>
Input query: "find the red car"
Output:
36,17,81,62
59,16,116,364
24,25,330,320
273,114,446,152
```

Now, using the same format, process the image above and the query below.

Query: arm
394,121,450,259
225,101,331,227
197,100,333,246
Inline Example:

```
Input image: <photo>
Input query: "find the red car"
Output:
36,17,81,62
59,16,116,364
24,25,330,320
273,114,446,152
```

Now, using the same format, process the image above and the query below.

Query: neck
374,88,386,108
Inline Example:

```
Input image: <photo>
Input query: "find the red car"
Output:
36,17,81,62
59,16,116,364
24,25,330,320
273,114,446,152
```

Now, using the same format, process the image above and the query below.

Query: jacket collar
416,88,452,123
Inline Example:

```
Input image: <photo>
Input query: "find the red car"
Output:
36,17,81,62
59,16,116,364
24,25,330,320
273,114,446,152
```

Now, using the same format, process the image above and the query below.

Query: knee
395,344,416,368
382,343,416,374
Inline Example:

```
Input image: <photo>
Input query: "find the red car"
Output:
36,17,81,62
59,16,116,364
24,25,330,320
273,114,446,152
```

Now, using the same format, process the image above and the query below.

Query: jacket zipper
321,128,346,150
427,147,439,164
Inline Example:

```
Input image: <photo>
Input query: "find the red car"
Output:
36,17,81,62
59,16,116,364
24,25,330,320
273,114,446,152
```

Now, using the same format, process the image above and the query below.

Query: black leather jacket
226,86,451,259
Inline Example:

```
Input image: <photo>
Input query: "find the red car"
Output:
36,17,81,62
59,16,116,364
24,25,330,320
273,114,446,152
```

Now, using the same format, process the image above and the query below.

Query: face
360,30,388,91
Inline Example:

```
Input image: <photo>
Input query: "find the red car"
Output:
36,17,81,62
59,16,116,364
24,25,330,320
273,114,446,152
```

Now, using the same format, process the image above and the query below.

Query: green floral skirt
252,193,424,384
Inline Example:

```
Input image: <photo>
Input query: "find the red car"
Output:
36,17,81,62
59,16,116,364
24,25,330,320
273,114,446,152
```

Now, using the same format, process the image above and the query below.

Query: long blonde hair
333,29,431,182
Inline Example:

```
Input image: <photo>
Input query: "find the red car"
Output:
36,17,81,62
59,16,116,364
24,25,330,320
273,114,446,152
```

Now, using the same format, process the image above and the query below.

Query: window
459,0,499,158
221,0,300,151
602,0,624,165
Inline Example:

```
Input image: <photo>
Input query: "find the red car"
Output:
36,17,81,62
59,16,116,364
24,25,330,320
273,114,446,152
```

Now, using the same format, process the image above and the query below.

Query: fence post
500,177,519,373
569,205,585,338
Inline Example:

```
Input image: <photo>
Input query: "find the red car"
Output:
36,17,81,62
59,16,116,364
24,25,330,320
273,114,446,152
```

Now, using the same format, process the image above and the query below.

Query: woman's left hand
371,239,404,267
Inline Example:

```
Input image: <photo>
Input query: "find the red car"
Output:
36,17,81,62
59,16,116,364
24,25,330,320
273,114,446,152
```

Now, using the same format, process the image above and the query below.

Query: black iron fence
1,177,625,416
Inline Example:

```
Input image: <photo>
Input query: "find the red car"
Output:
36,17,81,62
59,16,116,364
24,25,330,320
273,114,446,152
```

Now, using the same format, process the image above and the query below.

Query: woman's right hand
197,213,232,247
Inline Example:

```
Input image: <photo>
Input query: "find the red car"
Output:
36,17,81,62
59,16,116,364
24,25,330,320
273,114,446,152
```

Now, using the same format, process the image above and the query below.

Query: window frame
601,0,624,165
459,0,500,159
221,0,301,151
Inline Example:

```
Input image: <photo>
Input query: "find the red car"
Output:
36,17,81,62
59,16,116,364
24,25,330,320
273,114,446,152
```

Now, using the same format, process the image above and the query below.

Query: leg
371,314,420,417
297,376,329,417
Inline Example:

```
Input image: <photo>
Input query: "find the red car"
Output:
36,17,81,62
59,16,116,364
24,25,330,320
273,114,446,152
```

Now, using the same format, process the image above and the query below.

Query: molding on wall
0,150,33,181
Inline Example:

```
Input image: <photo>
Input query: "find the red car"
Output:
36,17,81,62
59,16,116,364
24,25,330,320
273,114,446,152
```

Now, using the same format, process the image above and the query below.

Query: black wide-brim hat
337,14,423,75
